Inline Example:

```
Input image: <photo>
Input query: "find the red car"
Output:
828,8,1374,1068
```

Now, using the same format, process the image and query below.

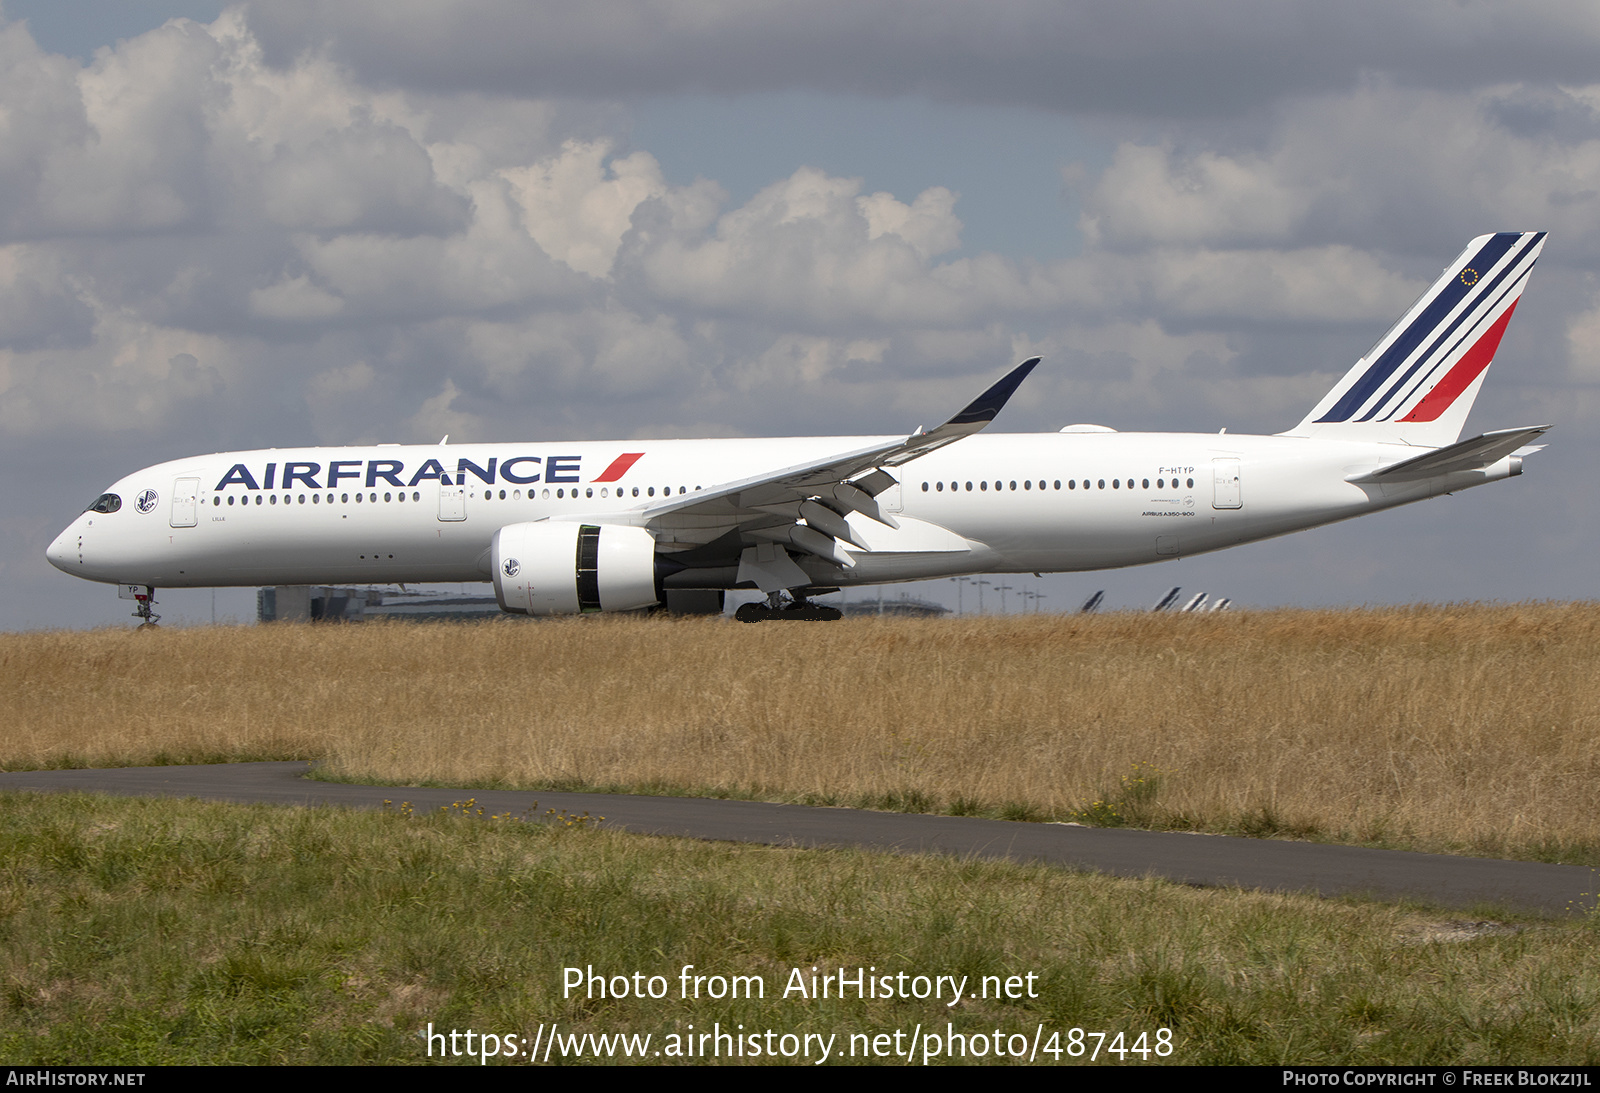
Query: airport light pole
949,576,973,616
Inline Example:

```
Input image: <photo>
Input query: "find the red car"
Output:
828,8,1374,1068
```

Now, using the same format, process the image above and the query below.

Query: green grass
1,792,1598,1065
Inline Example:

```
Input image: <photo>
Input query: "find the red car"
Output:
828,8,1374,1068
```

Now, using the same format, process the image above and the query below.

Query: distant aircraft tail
1284,232,1545,447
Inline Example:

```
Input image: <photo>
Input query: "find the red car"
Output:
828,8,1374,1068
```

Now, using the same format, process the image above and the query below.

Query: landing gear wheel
735,591,841,622
781,601,842,621
131,587,160,629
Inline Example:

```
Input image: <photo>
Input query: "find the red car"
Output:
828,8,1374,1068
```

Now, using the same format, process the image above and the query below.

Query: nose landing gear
125,585,161,629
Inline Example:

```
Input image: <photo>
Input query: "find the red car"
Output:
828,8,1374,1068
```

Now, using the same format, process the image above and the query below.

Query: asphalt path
1,762,1592,917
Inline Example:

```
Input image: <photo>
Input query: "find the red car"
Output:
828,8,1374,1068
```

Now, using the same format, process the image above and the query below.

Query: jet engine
491,522,659,615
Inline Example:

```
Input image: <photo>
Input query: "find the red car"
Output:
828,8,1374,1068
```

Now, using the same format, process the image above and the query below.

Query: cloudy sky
5,1,1599,628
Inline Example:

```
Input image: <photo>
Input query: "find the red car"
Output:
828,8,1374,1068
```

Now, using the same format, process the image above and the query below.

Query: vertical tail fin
1284,232,1545,446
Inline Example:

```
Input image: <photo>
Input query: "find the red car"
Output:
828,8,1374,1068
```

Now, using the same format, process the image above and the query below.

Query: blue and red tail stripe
1358,238,1539,422
1315,232,1542,424
1398,301,1519,423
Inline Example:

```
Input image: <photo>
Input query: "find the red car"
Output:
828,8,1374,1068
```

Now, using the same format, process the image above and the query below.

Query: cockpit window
86,493,121,514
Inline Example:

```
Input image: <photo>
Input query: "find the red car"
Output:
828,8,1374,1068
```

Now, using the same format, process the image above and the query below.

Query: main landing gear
734,589,843,623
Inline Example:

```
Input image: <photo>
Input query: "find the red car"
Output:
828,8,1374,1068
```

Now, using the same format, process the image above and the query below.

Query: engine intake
491,522,659,615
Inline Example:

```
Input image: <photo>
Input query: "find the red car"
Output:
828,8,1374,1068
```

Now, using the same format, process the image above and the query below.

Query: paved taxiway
0,761,1591,916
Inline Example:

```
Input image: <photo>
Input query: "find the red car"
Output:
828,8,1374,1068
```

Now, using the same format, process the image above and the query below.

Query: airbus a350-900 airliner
48,232,1549,623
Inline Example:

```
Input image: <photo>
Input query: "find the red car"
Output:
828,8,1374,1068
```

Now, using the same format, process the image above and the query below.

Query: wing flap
842,514,971,554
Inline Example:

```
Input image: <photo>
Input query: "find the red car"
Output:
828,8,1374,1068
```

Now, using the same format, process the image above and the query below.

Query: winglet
882,357,1040,466
947,357,1040,426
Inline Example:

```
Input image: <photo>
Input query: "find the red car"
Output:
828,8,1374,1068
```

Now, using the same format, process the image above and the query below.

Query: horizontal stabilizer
1347,426,1550,483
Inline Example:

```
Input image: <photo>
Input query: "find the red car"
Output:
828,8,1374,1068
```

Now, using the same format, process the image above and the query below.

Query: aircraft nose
46,524,77,574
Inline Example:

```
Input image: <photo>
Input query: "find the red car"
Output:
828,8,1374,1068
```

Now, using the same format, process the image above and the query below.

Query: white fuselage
46,431,1518,591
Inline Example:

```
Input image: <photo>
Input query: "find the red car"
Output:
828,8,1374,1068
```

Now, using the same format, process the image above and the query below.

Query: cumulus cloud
620,167,984,329
1081,82,1600,258
502,140,668,278
248,274,344,321
3,6,1580,458
6,8,1596,459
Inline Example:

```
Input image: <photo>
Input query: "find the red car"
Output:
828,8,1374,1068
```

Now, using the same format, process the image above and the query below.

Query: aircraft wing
627,358,1039,576
1347,425,1551,484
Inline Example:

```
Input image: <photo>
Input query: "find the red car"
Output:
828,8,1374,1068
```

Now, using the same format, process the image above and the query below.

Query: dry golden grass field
5,603,1598,863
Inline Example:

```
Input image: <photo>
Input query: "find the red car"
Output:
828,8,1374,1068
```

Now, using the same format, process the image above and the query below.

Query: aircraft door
1212,458,1242,509
170,478,199,527
438,485,466,521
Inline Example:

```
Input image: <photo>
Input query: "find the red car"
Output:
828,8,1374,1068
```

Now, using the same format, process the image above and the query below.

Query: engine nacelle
491,521,660,615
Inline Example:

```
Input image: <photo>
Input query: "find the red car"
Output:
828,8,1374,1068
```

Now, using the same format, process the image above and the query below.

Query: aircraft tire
734,602,772,623
735,602,842,622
